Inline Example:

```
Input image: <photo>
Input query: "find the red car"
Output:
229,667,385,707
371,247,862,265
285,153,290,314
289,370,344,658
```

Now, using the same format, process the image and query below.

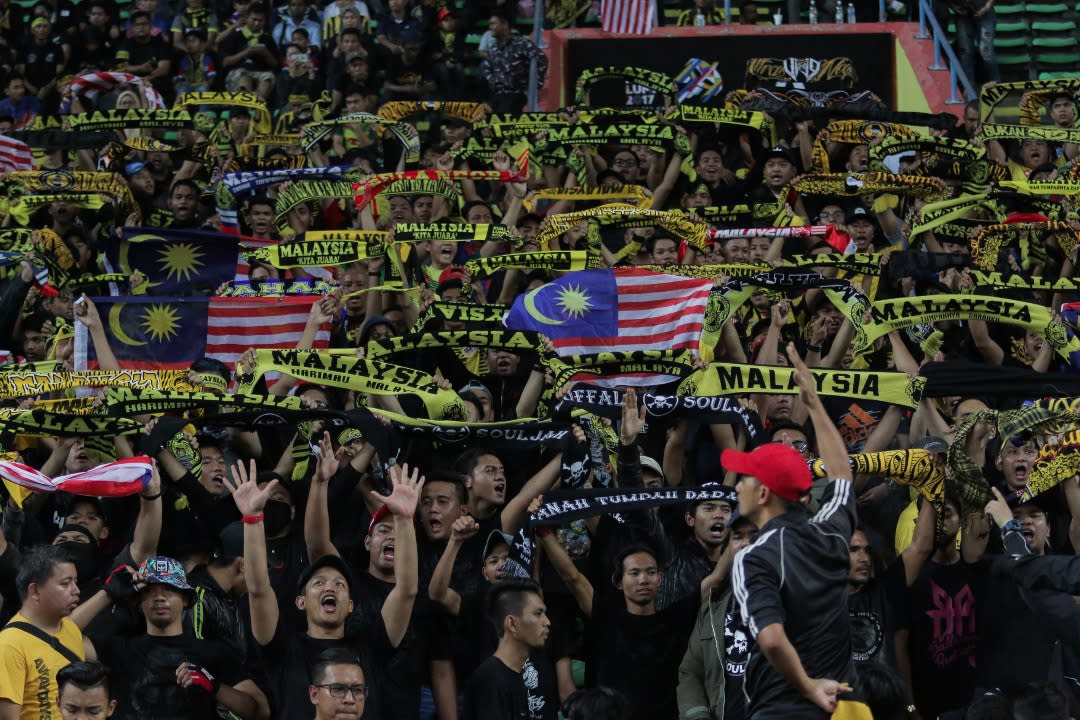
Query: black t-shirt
462,655,530,720
905,559,979,719
263,618,393,720
848,559,906,667
119,34,172,72
219,28,279,71
267,526,310,634
348,571,436,720
823,396,890,453
21,36,65,88
453,593,560,720
98,633,245,720
588,589,698,720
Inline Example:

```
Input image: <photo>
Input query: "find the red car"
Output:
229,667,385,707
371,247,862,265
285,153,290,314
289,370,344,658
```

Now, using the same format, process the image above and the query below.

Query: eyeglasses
315,684,368,699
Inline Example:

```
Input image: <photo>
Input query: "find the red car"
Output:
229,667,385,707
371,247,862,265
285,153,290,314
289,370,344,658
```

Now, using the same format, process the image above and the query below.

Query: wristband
140,492,162,501
806,343,823,353
1000,519,1022,536
242,513,264,525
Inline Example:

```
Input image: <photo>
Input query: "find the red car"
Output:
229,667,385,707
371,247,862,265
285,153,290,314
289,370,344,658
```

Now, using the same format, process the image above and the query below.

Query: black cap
482,529,513,564
846,206,879,228
213,521,245,561
762,146,796,165
297,554,354,595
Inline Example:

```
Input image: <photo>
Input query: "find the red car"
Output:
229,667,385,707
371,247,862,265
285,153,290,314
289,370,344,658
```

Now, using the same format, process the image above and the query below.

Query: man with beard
81,557,264,720
462,579,553,720
431,523,562,720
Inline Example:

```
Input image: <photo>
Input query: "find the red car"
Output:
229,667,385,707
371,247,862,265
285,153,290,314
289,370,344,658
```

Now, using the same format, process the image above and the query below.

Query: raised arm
787,343,855,535
900,497,936,587
500,453,562,535
231,459,280,646
428,515,479,616
536,524,593,617
304,433,343,561
74,296,120,371
130,460,163,566
376,464,424,648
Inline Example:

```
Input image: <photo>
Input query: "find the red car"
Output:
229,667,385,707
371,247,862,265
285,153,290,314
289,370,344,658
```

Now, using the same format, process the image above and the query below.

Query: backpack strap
5,621,81,664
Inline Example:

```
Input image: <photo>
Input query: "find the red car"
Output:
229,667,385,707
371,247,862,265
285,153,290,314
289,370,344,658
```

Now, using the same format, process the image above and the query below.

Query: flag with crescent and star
74,295,331,372
104,227,242,296
74,296,210,370
504,267,714,356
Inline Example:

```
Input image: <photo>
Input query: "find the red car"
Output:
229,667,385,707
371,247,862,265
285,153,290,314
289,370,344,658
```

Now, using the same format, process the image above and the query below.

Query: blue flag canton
89,296,209,367
506,269,618,338
106,228,239,296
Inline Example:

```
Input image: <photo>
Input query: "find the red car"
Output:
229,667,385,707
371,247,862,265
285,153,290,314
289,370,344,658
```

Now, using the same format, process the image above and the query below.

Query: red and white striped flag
62,72,165,112
0,456,152,496
206,296,331,371
0,135,35,174
601,0,655,33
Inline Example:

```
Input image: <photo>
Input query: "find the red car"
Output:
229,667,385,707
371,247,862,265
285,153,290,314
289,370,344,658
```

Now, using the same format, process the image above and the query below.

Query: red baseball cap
721,444,812,502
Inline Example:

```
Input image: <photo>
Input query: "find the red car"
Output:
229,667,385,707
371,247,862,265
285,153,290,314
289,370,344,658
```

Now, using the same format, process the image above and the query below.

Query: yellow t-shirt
0,614,85,720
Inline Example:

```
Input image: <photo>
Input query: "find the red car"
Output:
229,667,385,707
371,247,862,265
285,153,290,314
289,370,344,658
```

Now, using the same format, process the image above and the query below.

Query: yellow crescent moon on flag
108,303,147,347
523,287,563,326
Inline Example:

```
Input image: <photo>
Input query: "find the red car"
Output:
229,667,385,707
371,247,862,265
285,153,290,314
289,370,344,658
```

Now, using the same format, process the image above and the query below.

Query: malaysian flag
206,295,331,369
75,296,329,375
0,135,34,174
61,72,165,112
504,267,712,384
601,0,655,34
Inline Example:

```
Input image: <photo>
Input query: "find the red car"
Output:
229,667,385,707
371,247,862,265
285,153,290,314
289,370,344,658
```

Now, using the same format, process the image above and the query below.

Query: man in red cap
727,343,858,719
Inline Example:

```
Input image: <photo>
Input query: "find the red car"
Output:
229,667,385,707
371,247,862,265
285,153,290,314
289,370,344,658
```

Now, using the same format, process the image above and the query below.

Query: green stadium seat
997,53,1033,65
1031,19,1076,31
1040,71,1080,78
996,20,1029,32
996,36,1029,48
1036,51,1080,64
1025,2,1069,11
995,3,1026,13
1033,36,1077,47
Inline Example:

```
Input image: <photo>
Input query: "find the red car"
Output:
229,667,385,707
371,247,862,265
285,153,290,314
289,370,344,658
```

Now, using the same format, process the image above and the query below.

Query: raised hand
229,458,276,516
373,463,425,518
450,515,479,543
619,387,647,446
315,432,345,484
73,295,102,330
785,342,821,411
